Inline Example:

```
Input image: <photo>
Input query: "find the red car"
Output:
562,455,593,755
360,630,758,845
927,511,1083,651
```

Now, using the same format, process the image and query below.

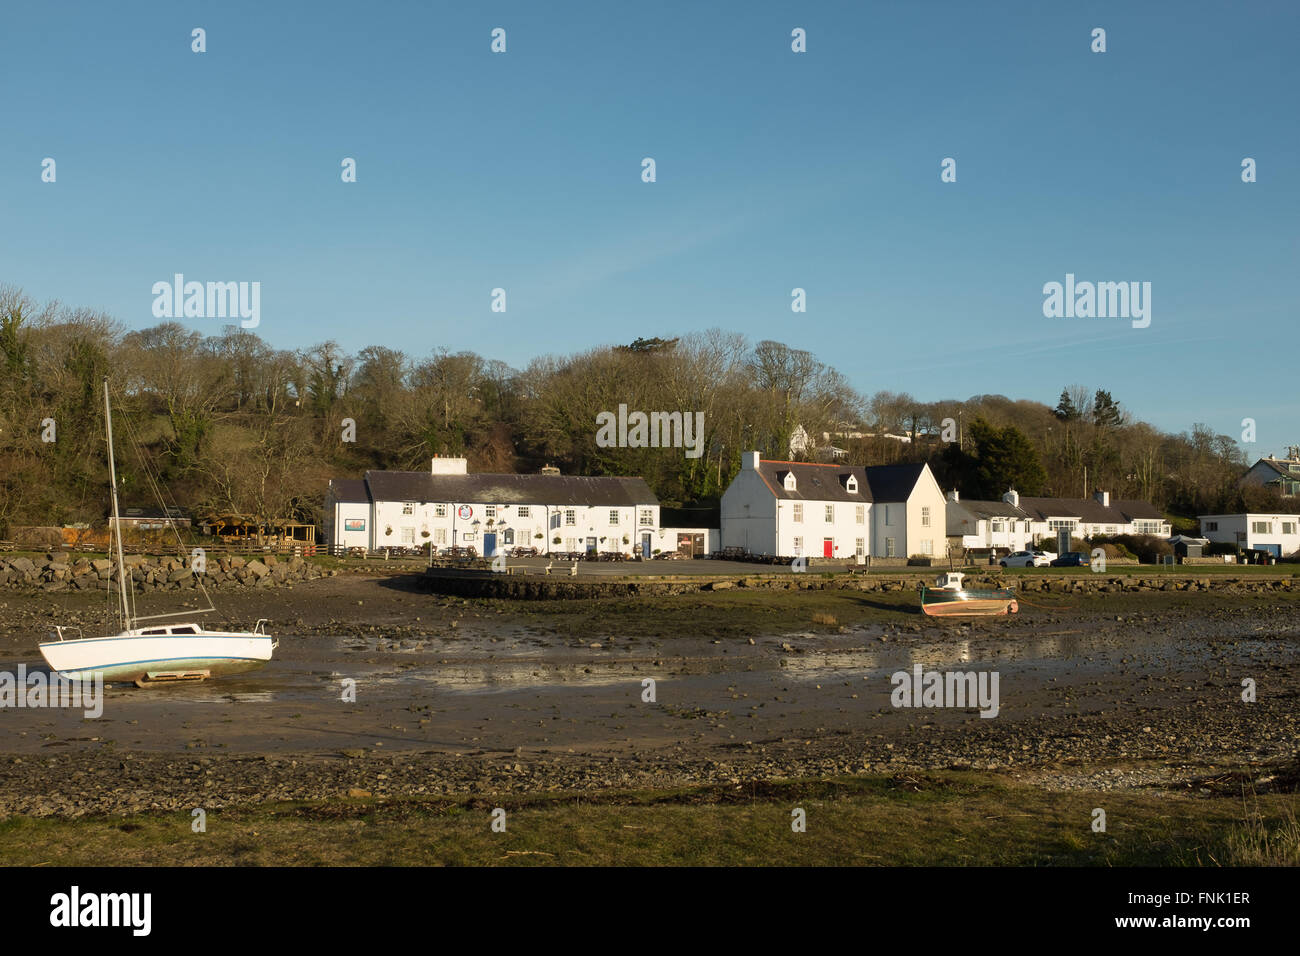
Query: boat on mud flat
38,379,277,687
919,571,1018,617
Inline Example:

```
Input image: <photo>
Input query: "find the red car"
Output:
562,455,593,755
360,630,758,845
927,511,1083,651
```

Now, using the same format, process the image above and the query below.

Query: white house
1199,513,1300,558
325,457,664,556
720,452,946,559
945,490,1033,554
1011,489,1170,542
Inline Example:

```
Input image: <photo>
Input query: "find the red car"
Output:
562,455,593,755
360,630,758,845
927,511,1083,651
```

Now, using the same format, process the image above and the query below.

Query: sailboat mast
104,379,132,631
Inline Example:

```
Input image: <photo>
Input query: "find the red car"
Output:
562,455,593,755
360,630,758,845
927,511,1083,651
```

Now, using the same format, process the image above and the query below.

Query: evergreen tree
1092,389,1122,428
1053,388,1080,422
968,419,1047,498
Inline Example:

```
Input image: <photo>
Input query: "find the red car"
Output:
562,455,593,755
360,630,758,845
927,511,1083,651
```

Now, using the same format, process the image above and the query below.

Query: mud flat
0,571,1295,826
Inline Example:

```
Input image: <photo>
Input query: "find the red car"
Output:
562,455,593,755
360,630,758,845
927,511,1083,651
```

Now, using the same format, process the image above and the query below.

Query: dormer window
845,475,858,493
783,472,797,491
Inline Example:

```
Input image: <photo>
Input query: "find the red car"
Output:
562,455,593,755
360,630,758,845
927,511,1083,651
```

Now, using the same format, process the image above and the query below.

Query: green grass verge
2,772,1295,866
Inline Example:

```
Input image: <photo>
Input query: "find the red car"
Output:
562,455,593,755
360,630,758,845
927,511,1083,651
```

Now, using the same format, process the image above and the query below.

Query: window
485,505,496,519
885,537,896,557
1252,521,1271,534
846,475,858,493
855,505,865,524
792,536,803,555
991,519,1005,533
1205,521,1218,532
855,537,865,557
921,539,933,555
564,509,577,526
824,505,834,523
402,503,414,515
640,509,653,526
401,527,415,545
435,528,447,544
1048,519,1077,532
435,504,447,517
921,506,931,527
609,510,619,525
793,503,803,523
1283,522,1297,535
1105,525,1117,534
884,505,893,525
518,506,530,518
503,529,514,544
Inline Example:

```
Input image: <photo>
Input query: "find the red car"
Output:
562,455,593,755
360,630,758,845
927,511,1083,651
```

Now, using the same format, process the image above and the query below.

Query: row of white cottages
326,452,1175,560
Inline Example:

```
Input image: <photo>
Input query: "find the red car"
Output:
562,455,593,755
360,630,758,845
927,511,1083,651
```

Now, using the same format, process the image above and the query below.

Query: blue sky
2,1,1296,446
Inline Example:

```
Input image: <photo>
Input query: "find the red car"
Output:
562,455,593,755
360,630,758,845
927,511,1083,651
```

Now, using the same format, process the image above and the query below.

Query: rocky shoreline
1,697,1294,818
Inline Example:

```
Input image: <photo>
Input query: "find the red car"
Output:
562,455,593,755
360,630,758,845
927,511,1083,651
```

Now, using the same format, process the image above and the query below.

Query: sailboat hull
38,631,275,684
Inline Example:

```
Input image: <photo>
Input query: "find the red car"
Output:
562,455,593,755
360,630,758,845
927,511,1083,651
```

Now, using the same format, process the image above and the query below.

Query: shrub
1089,536,1137,559
1093,533,1171,563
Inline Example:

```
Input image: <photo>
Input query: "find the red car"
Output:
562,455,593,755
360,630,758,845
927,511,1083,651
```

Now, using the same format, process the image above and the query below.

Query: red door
823,538,833,558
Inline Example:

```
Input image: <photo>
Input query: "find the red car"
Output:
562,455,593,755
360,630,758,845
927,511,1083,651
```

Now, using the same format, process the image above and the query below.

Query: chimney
1094,489,1110,507
1002,488,1019,507
947,489,959,502
744,451,760,470
431,456,468,475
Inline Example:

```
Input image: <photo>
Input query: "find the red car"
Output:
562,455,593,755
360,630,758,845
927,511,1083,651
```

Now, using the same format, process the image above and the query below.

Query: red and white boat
919,571,1019,617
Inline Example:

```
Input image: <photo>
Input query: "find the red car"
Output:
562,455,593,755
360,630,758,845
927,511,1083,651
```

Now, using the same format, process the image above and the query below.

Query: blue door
483,532,497,557
1261,543,1281,558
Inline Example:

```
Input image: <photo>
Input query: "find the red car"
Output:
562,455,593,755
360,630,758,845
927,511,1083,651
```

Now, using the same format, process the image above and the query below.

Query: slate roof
1016,496,1164,524
951,499,1029,521
1252,458,1300,479
361,471,659,507
754,460,927,503
328,478,370,504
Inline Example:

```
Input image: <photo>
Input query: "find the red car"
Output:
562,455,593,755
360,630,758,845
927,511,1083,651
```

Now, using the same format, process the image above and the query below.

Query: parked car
1000,550,1050,568
1032,549,1058,562
1050,551,1089,567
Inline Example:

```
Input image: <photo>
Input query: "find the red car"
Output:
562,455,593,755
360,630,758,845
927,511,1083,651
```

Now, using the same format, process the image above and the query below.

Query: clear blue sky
3,1,1296,447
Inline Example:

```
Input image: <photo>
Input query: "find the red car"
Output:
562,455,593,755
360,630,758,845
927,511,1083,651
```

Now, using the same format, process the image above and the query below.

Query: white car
1000,550,1050,567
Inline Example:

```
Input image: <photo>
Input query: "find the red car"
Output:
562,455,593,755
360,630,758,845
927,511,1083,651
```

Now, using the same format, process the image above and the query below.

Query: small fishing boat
38,380,277,686
919,571,1018,617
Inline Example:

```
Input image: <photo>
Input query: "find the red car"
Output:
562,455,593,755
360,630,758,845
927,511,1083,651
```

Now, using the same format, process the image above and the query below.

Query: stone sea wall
0,552,334,593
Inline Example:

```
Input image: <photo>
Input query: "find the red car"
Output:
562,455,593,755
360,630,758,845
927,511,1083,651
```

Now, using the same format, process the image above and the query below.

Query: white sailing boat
39,380,277,687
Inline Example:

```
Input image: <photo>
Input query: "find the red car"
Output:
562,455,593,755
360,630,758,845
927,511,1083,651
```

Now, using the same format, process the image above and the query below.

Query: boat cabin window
142,628,167,635
171,626,197,634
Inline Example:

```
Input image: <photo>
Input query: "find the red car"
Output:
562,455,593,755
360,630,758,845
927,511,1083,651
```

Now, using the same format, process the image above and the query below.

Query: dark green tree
1054,388,1080,422
967,419,1047,498
1092,389,1122,428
